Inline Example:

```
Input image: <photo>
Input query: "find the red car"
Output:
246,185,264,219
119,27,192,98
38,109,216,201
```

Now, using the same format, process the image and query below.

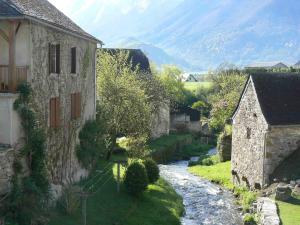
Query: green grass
184,82,212,92
276,196,300,225
188,160,234,190
49,162,184,225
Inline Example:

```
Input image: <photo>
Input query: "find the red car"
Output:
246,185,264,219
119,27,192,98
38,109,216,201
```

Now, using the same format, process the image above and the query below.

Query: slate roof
251,73,300,125
0,0,21,17
0,0,100,43
100,48,151,73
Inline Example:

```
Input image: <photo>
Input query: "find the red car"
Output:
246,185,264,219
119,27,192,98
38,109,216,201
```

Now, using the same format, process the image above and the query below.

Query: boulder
275,184,292,201
290,180,296,187
296,179,300,185
292,184,300,196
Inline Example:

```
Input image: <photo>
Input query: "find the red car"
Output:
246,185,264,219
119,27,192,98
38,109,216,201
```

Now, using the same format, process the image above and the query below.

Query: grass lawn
277,196,300,225
188,160,234,190
49,162,184,225
184,81,212,93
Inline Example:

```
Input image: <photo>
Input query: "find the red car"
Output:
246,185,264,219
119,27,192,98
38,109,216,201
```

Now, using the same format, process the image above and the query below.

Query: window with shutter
71,92,81,120
71,47,76,74
49,44,61,74
50,97,60,128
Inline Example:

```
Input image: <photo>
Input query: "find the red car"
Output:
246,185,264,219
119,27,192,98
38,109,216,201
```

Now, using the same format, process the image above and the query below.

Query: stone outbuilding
232,73,300,189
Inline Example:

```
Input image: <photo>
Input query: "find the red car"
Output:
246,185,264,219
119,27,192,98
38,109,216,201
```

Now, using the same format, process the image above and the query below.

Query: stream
159,149,243,225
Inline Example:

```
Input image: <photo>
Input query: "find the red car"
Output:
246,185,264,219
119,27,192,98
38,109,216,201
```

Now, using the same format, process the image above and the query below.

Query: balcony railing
0,65,28,92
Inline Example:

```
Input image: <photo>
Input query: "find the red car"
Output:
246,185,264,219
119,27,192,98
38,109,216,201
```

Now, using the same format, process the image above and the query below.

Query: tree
208,69,247,132
192,100,210,118
157,65,188,111
97,51,152,158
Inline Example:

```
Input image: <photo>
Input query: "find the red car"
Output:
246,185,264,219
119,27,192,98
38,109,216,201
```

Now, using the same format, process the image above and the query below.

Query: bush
243,213,256,225
143,159,159,184
124,161,148,196
76,120,107,169
199,155,219,166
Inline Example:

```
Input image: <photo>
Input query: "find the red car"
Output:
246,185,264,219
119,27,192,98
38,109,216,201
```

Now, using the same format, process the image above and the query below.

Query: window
49,44,60,74
71,92,81,119
246,127,251,139
71,47,77,74
50,97,60,128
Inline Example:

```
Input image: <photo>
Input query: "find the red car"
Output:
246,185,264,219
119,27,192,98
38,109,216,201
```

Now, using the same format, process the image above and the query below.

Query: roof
236,73,300,126
294,61,300,67
100,48,151,73
0,0,22,17
0,0,101,43
245,62,288,69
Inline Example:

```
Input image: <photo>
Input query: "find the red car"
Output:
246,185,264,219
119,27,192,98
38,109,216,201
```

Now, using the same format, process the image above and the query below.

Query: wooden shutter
50,97,60,128
71,93,76,119
55,97,60,127
71,92,81,119
56,44,60,74
71,47,76,74
50,98,56,127
76,92,81,118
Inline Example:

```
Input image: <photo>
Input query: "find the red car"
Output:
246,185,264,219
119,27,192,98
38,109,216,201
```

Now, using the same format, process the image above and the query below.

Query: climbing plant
4,83,50,225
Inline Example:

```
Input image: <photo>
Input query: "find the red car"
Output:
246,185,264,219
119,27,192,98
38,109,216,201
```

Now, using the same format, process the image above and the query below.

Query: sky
48,0,183,43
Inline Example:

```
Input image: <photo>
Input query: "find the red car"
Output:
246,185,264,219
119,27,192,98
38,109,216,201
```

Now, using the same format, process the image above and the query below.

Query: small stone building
232,73,300,189
0,0,100,194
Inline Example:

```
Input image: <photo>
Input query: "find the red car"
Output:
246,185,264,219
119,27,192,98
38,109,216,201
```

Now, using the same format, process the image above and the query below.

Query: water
159,159,242,225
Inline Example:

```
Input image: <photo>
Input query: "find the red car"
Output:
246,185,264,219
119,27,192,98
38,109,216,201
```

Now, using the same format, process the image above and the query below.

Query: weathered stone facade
232,76,300,188
232,79,269,188
0,19,97,194
150,102,170,139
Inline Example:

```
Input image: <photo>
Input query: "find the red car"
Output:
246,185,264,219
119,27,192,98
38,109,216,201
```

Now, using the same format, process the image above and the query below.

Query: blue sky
48,0,184,43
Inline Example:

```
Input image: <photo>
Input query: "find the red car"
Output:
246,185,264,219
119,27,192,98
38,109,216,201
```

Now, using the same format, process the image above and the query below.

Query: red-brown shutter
50,97,60,128
71,93,75,119
50,98,55,127
55,97,60,127
76,93,81,118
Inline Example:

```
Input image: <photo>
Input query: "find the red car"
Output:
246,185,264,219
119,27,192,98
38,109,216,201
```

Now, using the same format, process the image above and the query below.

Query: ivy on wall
4,83,50,225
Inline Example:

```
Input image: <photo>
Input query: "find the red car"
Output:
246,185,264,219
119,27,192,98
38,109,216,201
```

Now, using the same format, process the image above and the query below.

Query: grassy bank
149,133,212,163
49,162,184,225
276,196,300,225
184,82,212,93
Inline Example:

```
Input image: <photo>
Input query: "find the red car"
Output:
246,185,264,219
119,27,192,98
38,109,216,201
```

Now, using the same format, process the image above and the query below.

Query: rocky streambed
159,159,242,225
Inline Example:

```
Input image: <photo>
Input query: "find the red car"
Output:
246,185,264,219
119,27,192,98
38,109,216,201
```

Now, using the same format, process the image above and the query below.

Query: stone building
170,106,201,133
0,0,100,194
232,73,300,189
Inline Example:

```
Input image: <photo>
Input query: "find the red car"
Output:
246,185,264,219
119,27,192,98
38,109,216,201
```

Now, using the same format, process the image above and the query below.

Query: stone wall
232,79,269,188
170,114,201,133
28,21,97,185
264,126,300,183
0,149,14,195
151,102,170,139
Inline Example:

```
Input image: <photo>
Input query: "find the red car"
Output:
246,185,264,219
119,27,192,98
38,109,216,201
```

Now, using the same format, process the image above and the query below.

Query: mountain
112,38,198,70
139,0,300,69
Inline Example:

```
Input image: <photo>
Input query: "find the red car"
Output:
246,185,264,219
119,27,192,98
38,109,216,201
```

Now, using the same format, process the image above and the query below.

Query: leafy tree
208,69,247,132
157,65,189,111
97,51,152,158
192,100,210,118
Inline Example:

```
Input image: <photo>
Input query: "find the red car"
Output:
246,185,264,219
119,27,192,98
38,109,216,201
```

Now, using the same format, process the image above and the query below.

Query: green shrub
143,159,159,184
76,120,107,169
124,161,148,196
243,213,256,225
199,155,219,166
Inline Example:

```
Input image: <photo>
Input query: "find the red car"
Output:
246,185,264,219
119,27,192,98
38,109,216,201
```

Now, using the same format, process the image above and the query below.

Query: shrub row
124,159,159,196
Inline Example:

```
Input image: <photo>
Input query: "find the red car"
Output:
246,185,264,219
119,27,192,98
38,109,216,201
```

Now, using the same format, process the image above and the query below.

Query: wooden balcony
0,65,28,92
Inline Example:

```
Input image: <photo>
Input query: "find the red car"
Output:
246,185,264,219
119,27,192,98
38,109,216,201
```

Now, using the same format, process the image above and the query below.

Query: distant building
181,73,200,82
293,61,300,69
170,106,201,132
245,62,288,70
